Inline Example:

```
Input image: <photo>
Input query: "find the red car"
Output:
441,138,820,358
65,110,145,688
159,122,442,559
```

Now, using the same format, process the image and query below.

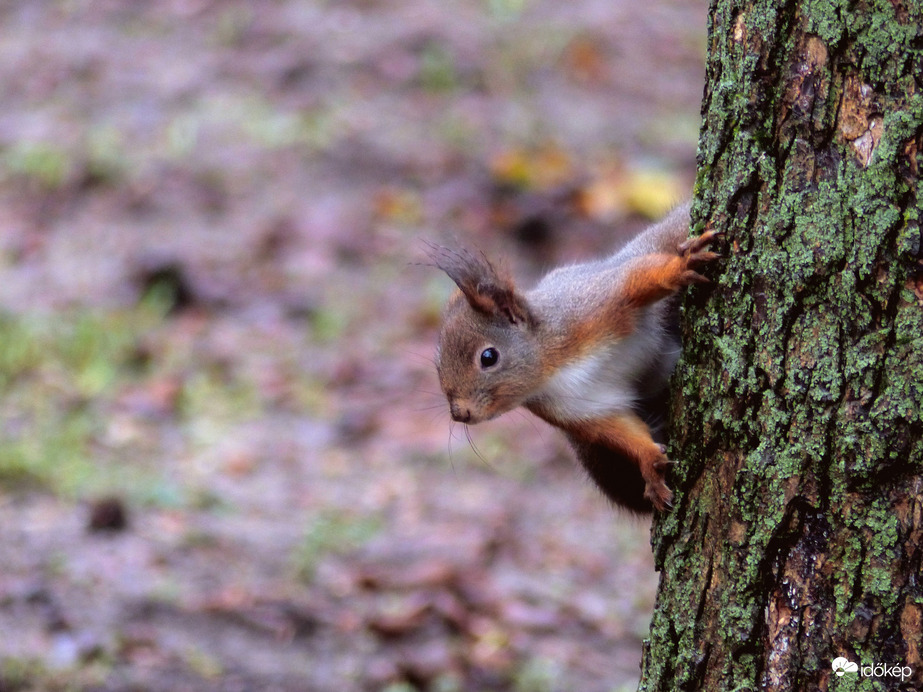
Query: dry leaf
579,167,684,221
489,144,573,191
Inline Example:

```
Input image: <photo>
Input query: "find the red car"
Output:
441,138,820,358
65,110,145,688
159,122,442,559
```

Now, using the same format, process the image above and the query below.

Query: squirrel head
430,246,541,425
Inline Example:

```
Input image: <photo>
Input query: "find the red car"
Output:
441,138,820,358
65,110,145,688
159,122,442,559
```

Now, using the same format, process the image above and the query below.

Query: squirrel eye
479,347,499,369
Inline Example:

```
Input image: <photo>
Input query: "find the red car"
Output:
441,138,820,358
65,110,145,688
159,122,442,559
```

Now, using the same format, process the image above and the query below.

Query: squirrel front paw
677,229,722,285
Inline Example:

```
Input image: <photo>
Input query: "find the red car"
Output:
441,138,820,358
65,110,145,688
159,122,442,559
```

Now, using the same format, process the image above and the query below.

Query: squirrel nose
449,402,472,423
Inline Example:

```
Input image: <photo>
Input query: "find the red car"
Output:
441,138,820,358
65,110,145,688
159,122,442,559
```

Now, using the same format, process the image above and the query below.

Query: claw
643,479,674,511
679,229,723,255
681,269,711,284
689,250,721,264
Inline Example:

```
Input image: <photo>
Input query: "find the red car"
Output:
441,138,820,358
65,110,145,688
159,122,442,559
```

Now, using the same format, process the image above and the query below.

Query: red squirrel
430,202,720,512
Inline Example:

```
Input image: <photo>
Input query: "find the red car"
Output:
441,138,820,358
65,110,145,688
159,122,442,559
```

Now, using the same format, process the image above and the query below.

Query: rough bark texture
640,1,923,690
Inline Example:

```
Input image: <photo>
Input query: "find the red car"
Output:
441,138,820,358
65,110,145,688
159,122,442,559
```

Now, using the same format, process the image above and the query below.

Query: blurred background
0,1,707,690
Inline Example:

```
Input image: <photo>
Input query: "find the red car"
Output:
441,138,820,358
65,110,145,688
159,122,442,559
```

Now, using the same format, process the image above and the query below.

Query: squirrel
429,202,720,513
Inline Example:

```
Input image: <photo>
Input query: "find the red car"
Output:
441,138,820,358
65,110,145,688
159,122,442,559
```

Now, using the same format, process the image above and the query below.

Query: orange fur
544,232,719,373
541,301,635,376
549,411,673,510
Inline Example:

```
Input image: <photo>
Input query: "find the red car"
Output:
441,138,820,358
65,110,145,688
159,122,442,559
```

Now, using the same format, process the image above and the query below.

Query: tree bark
640,1,923,690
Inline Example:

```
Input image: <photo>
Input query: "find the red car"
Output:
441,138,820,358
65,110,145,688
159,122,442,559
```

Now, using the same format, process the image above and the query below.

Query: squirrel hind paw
644,479,674,511
645,457,675,510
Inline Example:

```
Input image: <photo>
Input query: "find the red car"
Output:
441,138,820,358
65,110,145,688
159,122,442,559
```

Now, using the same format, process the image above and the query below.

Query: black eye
479,347,499,369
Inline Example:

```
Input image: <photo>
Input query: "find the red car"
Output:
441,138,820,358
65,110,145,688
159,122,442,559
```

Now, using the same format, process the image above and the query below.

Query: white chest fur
528,325,668,422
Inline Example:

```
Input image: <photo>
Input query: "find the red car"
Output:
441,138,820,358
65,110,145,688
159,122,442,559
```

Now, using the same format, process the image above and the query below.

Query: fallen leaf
579,167,684,221
490,144,573,191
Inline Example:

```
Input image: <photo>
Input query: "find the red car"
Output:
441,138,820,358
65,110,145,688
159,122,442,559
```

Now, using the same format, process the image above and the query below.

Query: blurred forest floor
0,1,707,690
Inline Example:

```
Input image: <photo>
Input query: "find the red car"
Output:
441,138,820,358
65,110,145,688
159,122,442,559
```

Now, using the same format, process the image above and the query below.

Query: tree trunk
640,1,923,690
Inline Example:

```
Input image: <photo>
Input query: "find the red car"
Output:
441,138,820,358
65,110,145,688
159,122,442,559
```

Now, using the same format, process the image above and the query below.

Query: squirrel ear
428,245,536,327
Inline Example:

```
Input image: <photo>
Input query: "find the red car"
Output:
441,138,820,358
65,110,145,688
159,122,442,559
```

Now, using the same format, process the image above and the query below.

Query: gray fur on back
525,202,691,331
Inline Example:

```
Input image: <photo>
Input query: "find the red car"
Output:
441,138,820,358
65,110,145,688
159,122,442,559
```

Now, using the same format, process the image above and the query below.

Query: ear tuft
425,244,535,326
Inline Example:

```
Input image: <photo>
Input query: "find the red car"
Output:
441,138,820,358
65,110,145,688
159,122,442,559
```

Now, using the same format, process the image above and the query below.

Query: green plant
0,304,165,497
1,140,73,190
292,510,382,582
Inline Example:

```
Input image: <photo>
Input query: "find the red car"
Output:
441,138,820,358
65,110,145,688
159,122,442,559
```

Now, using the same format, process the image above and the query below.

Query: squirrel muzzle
448,400,474,423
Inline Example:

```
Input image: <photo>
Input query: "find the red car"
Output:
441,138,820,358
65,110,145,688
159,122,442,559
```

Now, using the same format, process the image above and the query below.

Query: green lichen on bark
640,0,923,690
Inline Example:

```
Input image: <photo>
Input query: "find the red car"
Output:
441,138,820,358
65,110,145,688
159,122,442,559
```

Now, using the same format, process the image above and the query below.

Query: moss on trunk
640,1,923,690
